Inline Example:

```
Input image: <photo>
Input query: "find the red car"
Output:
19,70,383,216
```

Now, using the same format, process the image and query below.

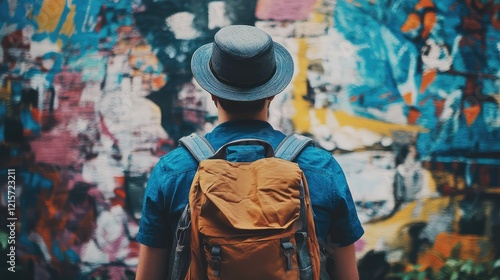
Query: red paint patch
255,0,317,21
408,107,421,124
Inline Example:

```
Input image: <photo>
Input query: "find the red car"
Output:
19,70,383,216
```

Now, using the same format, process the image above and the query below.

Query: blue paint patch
334,0,500,160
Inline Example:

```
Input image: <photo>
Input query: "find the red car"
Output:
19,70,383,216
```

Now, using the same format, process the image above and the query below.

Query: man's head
191,25,294,103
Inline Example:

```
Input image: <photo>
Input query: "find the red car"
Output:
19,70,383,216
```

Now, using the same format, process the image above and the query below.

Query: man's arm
328,244,359,280
136,244,169,280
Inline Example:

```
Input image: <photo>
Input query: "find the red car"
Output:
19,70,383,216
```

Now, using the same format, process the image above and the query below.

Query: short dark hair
216,97,267,115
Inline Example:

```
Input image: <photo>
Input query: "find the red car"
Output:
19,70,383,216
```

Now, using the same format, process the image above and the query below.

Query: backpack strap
275,133,314,161
179,133,215,162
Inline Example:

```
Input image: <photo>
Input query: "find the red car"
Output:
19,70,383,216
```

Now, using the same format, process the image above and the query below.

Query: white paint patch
98,95,167,159
311,110,386,151
367,103,408,125
396,55,419,105
80,239,109,268
30,37,60,58
132,75,147,97
165,12,200,40
208,1,230,30
42,57,55,70
0,23,18,37
295,21,328,37
79,82,102,105
255,21,295,38
421,39,452,71
335,150,396,223
306,29,360,87
23,25,34,45
81,153,124,199
8,0,17,17
192,78,218,119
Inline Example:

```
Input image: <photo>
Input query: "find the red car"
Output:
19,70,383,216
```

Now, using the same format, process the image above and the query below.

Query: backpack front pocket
203,235,300,280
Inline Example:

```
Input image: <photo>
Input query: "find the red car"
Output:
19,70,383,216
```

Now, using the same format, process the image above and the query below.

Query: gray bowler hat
191,25,294,101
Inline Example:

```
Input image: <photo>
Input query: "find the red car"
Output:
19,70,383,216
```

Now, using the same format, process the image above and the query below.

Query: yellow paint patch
314,108,327,124
57,39,64,50
60,4,76,37
332,110,427,136
36,0,66,33
292,38,311,133
494,93,500,106
312,0,325,22
360,196,455,257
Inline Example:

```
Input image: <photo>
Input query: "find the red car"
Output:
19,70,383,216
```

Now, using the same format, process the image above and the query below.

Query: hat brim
191,42,294,101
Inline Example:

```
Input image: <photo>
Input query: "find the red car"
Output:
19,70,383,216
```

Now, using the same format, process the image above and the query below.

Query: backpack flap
197,158,301,234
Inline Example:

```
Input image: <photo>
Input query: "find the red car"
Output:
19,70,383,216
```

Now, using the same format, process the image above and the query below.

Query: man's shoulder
155,145,199,174
296,144,342,171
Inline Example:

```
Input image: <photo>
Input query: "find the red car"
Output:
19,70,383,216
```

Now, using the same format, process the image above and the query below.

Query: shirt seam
300,166,337,206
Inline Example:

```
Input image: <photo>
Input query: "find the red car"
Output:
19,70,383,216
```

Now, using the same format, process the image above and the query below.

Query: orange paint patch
151,74,167,91
420,69,437,93
419,233,495,271
463,104,480,126
415,0,435,9
433,99,445,118
422,11,437,39
403,91,413,105
401,13,421,33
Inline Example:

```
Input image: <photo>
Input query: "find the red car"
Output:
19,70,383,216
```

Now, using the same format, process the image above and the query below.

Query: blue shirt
137,120,364,248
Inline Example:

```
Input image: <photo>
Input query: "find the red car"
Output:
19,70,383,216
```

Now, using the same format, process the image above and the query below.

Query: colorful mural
1,0,499,279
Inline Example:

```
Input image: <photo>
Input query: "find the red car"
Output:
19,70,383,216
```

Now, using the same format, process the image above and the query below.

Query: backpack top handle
179,133,314,162
210,138,275,160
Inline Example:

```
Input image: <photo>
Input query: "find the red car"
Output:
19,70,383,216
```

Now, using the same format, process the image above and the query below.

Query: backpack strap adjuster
280,238,295,271
210,245,222,276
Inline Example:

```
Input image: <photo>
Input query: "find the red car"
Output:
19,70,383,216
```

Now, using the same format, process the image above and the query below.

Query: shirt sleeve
328,157,364,247
136,160,171,248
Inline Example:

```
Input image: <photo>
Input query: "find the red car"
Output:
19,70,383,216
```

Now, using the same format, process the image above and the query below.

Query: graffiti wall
1,0,499,279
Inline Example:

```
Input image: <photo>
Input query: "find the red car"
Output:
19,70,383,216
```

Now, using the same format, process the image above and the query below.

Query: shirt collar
211,120,274,133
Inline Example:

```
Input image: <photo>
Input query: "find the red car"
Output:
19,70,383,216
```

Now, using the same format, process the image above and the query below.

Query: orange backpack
169,133,328,280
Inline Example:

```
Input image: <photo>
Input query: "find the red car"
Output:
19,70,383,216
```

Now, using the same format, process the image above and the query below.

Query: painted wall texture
1,0,499,279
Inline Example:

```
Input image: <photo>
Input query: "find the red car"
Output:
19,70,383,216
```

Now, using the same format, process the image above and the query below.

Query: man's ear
266,96,275,108
210,94,218,107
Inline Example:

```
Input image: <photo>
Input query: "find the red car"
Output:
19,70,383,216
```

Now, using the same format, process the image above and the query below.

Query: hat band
209,60,277,89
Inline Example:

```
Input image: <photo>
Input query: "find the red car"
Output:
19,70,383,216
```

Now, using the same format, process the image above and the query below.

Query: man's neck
217,109,268,123
218,114,268,123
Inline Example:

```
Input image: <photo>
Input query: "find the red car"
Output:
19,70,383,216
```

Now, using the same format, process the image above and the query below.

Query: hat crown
210,25,277,88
